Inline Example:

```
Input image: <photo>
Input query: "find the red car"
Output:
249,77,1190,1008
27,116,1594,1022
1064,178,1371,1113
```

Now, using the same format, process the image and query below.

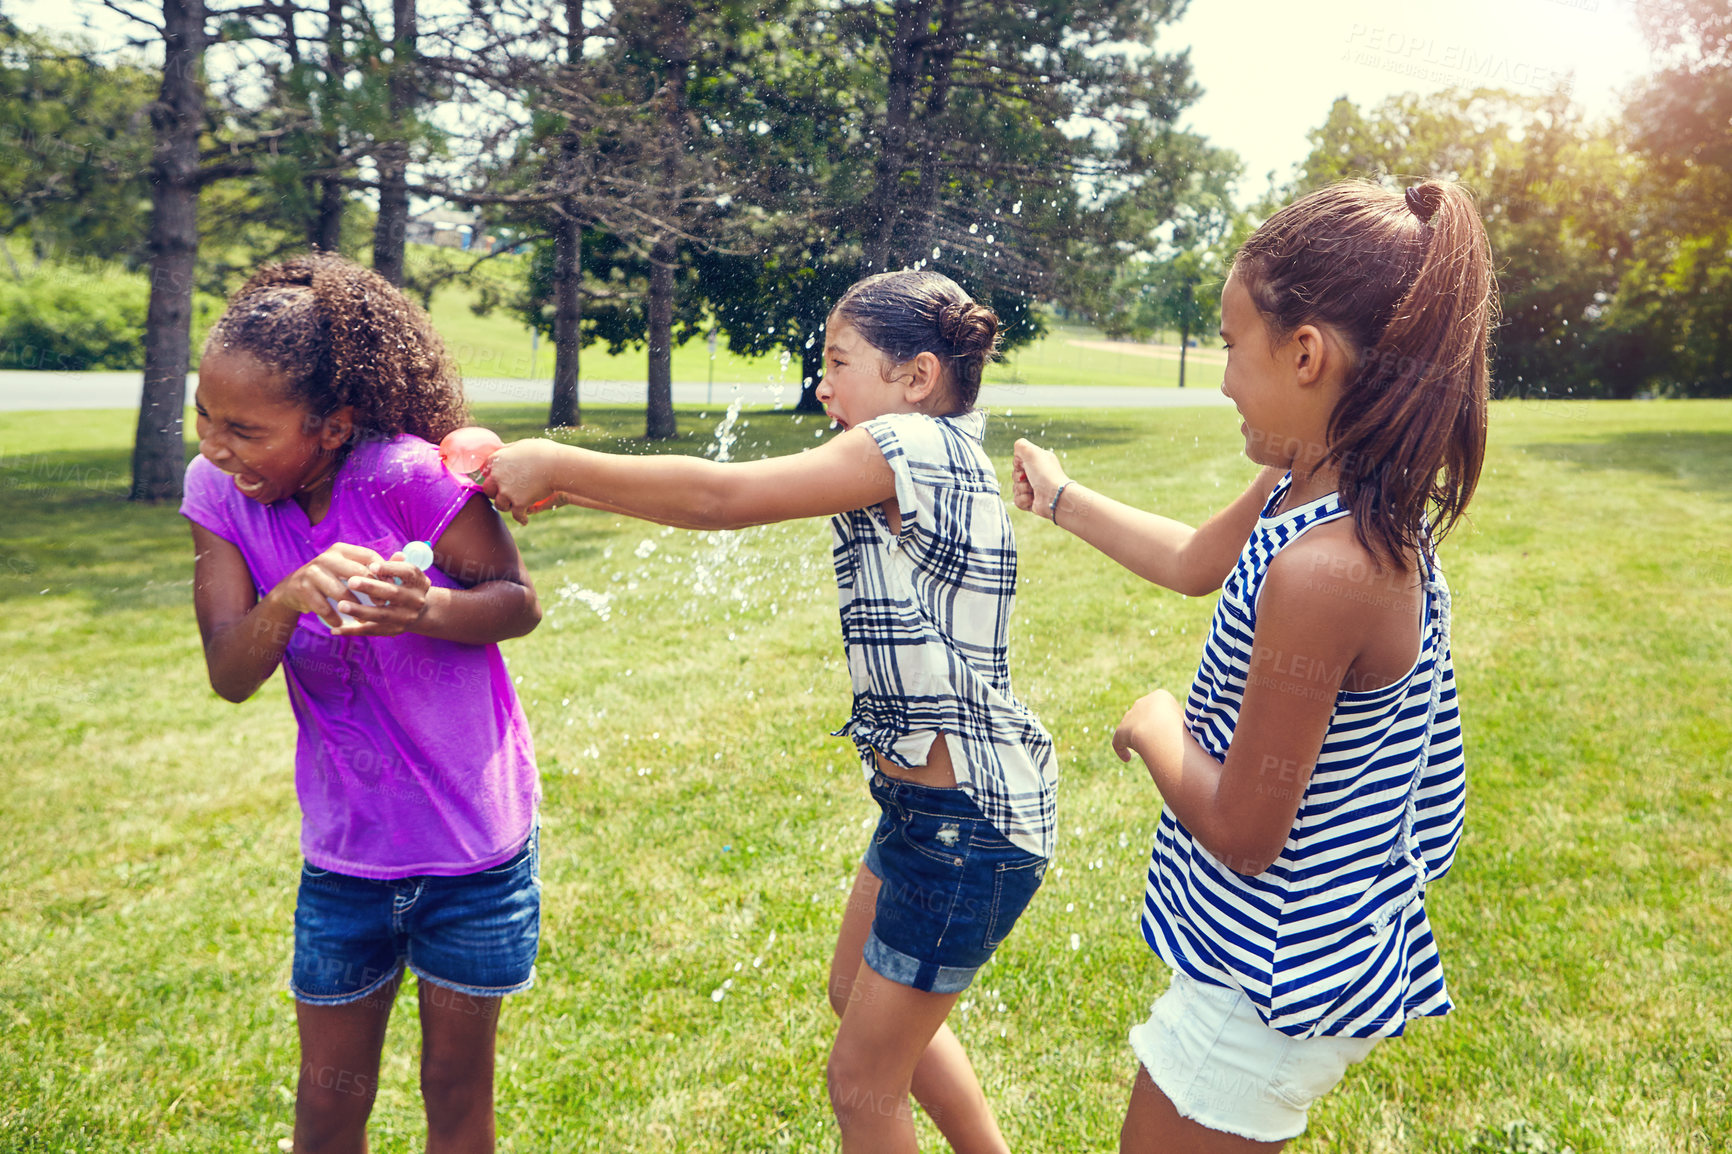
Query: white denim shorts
1128,972,1380,1143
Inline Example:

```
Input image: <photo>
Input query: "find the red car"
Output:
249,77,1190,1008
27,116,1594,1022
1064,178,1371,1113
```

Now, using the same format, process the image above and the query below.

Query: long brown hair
204,253,467,444
1233,180,1497,565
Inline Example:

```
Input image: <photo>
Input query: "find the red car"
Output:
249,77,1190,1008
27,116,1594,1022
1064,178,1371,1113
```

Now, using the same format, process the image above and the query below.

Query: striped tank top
1140,476,1466,1039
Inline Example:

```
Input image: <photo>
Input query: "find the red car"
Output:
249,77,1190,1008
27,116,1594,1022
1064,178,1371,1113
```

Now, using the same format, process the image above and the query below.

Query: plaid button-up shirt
831,409,1057,858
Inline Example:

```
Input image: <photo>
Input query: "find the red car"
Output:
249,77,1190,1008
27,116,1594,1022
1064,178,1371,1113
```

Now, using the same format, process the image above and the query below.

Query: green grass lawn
1,399,1727,1152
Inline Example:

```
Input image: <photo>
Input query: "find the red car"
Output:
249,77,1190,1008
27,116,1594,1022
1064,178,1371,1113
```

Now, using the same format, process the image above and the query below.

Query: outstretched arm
480,428,897,530
1011,438,1280,597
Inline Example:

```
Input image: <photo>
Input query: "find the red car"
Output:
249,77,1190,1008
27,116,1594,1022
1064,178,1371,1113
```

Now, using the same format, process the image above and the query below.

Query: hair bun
938,300,998,357
832,270,1000,411
1404,184,1442,224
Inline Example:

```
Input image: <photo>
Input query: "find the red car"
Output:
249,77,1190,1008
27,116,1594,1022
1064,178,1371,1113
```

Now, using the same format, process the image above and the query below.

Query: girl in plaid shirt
484,270,1055,1153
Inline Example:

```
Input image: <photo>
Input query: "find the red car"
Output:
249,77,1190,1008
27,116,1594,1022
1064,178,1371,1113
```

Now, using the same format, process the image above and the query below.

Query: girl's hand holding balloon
270,544,389,631
479,439,569,524
1011,438,1070,519
268,542,434,636
332,546,434,636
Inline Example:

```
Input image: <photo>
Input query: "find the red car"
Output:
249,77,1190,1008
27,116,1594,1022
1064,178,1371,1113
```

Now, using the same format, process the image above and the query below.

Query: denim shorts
291,827,541,1005
1129,972,1379,1142
860,772,1047,994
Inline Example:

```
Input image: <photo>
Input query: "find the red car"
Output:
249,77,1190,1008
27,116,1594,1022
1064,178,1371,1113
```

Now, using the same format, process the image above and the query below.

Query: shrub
0,258,221,370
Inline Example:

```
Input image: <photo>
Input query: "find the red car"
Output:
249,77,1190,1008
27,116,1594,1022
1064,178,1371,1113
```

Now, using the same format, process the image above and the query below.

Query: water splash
556,583,614,621
710,397,744,462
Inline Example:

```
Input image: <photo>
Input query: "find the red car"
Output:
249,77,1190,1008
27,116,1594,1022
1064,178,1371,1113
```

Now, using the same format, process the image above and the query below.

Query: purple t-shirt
181,433,539,879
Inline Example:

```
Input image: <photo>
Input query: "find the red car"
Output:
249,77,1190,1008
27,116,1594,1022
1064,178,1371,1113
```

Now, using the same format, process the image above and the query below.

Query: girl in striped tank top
1013,179,1496,1150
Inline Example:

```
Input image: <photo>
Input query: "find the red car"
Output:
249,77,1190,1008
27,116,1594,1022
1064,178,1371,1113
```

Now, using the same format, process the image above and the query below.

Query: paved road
0,371,1233,412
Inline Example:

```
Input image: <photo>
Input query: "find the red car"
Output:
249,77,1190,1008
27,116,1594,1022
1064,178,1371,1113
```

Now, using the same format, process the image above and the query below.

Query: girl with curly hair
181,253,542,1153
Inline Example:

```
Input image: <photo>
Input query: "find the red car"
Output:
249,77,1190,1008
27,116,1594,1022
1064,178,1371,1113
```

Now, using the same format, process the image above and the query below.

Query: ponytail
1233,179,1498,566
204,253,468,445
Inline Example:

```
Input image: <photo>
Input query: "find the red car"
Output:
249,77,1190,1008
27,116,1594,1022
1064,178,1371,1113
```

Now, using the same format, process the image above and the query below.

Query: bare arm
1110,535,1378,875
1011,438,1281,597
479,428,897,529
191,525,364,703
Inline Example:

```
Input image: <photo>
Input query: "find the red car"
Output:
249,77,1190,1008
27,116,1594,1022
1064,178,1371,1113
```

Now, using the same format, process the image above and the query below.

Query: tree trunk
863,0,932,273
549,212,582,427
311,0,345,252
645,237,676,440
644,9,689,440
314,177,344,252
548,0,584,429
1178,317,1187,389
910,0,959,259
131,0,205,503
371,0,414,285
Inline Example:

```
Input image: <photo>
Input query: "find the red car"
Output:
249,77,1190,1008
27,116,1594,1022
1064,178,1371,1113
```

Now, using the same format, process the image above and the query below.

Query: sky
8,0,1662,199
1164,0,1657,192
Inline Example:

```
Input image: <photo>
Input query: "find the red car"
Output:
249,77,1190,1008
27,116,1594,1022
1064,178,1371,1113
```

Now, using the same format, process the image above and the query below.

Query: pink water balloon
440,426,504,475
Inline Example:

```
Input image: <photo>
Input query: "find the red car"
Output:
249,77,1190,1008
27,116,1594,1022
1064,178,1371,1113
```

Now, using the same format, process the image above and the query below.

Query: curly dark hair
203,253,468,444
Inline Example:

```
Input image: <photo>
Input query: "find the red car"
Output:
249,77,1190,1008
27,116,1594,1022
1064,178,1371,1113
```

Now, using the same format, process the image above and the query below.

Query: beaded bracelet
1049,481,1073,527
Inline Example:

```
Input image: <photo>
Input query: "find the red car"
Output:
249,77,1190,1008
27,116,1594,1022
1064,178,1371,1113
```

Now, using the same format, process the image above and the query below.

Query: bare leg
417,979,502,1154
829,961,964,1153
828,862,1009,1154
293,970,401,1154
1120,1065,1285,1154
